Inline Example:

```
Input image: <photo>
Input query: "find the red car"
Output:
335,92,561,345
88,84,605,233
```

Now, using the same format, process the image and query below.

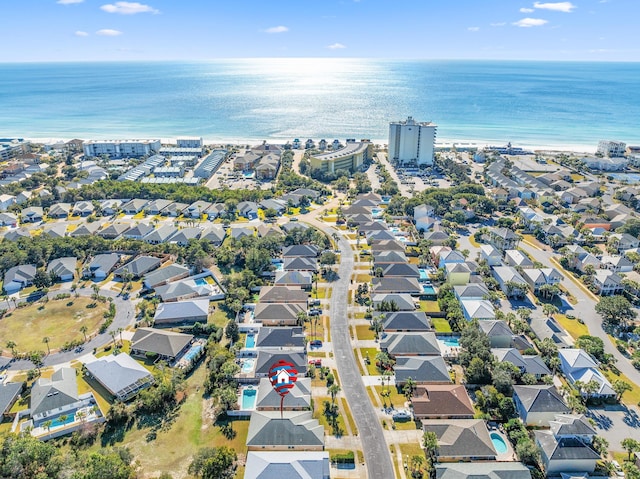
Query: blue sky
1,0,637,62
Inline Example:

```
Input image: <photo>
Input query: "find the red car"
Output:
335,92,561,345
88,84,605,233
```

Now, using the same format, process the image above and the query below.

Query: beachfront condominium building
389,116,437,166
309,140,373,174
83,139,161,158
597,140,626,158
176,137,203,148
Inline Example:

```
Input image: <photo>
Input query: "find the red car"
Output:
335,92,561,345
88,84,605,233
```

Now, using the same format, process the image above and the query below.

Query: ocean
1,58,639,149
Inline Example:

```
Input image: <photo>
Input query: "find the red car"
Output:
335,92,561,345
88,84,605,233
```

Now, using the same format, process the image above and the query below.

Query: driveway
587,405,640,453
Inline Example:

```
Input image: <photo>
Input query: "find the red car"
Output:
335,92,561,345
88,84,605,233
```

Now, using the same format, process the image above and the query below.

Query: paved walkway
302,213,395,479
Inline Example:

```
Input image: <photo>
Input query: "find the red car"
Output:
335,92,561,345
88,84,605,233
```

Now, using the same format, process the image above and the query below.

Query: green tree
621,438,640,461
224,321,240,343
0,434,63,479
80,325,88,342
516,440,540,465
591,435,609,456
81,447,136,479
422,430,439,471
42,337,50,355
542,303,559,318
188,447,237,479
328,383,341,405
595,295,637,327
466,357,491,384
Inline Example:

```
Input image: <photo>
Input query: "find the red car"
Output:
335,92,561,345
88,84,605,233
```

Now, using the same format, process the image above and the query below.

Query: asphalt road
303,214,395,479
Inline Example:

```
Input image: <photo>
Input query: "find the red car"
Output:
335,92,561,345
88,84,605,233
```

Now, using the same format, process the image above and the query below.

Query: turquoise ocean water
0,59,639,147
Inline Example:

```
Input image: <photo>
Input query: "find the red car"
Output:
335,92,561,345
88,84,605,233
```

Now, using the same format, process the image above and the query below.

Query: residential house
237,201,259,220
370,240,405,253
20,206,43,223
0,212,18,227
422,419,497,462
274,270,313,290
144,199,174,215
69,222,100,237
255,327,306,350
411,385,475,420
592,270,624,296
478,321,514,348
480,245,502,267
84,353,154,401
534,425,599,474
255,155,280,180
521,268,564,294
143,264,190,289
3,264,36,294
200,225,226,246
394,356,451,385
435,463,531,479
255,378,311,411
372,293,417,311
246,411,324,451
130,327,193,362
244,451,329,479
143,224,178,245
487,228,520,251
258,286,308,304
121,198,148,215
254,303,306,326
504,250,534,269
83,253,120,280
373,250,408,264
381,311,432,332
161,201,188,217
558,349,615,399
114,255,162,279
154,299,210,326
492,266,528,298
454,283,490,302
99,199,122,216
424,230,450,246
122,223,154,240
154,278,214,302
513,385,570,426
380,332,441,356
46,257,76,282
42,223,67,239
256,224,284,239
0,194,16,211
372,277,422,295
72,201,94,217
283,256,318,273
230,226,254,240
98,222,130,239
0,382,24,418
414,204,436,232
445,263,472,285
380,262,420,279
47,203,71,219
600,255,633,273
169,227,202,246
282,244,318,258
185,200,212,219
460,300,496,321
609,233,640,253
3,227,31,241
259,198,286,215
438,250,465,269
254,351,307,378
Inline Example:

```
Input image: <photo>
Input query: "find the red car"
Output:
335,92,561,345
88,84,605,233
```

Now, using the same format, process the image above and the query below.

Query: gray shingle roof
246,411,324,448
255,378,311,410
394,356,451,384
30,367,78,417
513,385,570,414
154,299,209,323
255,351,307,376
535,430,600,460
255,327,305,349
0,382,24,415
381,311,432,331
130,327,193,358
84,353,153,399
435,462,531,479
143,264,190,288
381,332,441,356
4,264,36,285
282,245,318,258
114,255,161,277
259,286,308,303
244,451,330,479
423,419,496,459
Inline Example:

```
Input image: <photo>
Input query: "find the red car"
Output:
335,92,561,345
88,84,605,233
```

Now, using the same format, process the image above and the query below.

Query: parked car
309,340,322,347
308,358,322,367
392,410,412,421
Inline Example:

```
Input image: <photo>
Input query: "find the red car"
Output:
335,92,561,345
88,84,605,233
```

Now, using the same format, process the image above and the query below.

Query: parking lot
587,405,640,453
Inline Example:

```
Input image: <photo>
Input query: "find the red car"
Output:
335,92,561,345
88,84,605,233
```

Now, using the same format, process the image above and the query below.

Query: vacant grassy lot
0,297,108,353
554,313,589,340
420,300,441,313
95,365,249,479
603,369,640,406
355,325,376,340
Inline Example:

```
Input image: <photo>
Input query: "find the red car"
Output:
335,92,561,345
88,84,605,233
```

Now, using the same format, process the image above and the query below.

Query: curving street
303,212,395,479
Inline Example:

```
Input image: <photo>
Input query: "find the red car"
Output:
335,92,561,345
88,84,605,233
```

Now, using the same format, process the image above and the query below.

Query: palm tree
42,337,50,355
58,414,68,427
542,303,559,318
80,325,88,342
43,420,52,440
6,340,17,358
110,331,117,349
328,383,341,405
91,283,100,299
548,356,561,375
403,377,417,403
117,327,124,344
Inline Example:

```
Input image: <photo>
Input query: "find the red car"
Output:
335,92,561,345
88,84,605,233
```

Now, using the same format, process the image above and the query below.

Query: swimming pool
243,171,255,179
419,269,429,281
183,344,202,363
51,414,75,428
422,284,436,295
194,278,208,286
371,208,383,217
241,387,257,409
241,358,255,373
439,337,460,348
490,433,508,454
245,334,256,349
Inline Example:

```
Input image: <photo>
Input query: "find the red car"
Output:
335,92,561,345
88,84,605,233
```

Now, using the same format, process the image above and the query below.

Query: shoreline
23,135,597,155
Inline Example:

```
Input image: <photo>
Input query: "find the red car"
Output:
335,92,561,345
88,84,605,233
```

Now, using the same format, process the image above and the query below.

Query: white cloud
75,31,89,36
513,17,548,27
96,29,123,36
520,7,534,12
327,43,346,49
533,2,576,12
263,25,289,34
57,0,84,4
490,22,507,27
100,2,159,14
468,27,480,32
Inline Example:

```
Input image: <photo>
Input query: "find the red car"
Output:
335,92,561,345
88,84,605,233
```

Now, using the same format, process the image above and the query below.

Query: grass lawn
75,367,114,414
602,369,640,406
570,173,585,182
208,303,234,328
0,297,108,354
389,444,403,479
340,397,358,435
313,396,346,435
374,385,407,409
468,235,481,247
554,313,589,340
356,274,372,283
96,364,249,479
355,325,375,340
393,420,420,431
399,442,425,459
420,300,441,313
432,317,452,333
360,347,380,375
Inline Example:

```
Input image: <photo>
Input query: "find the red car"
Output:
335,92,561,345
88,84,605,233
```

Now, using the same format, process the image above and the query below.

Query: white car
392,410,412,421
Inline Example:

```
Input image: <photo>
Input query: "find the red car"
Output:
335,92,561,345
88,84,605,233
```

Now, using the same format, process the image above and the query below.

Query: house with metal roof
84,353,154,401
244,451,329,479
154,298,209,326
246,411,324,451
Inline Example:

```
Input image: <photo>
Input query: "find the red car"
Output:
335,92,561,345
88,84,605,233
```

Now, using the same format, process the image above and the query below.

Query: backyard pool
194,278,208,286
371,208,383,217
422,284,436,295
241,358,255,373
51,414,75,428
241,387,257,409
245,334,256,349
419,269,429,281
182,344,202,363
243,171,255,179
490,433,508,454
438,337,460,348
